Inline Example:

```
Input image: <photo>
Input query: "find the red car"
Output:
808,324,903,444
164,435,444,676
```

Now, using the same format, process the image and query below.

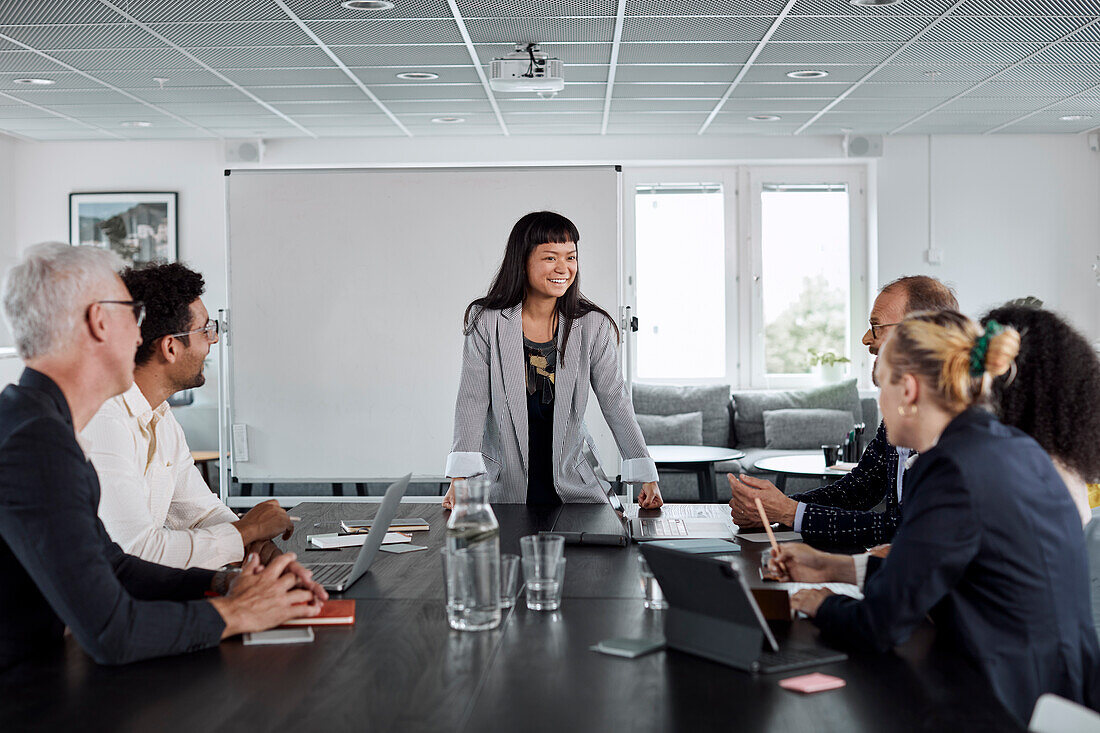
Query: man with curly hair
982,304,1100,527
82,262,293,570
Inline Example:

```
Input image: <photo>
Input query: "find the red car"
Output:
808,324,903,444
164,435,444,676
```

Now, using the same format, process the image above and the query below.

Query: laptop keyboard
304,562,353,586
756,645,848,674
641,519,689,537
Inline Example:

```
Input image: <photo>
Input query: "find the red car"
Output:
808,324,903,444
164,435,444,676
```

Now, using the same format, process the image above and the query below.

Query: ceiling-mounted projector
489,43,564,93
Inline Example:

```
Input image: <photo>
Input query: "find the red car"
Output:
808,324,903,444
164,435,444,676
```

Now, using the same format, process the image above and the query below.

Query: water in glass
445,477,501,631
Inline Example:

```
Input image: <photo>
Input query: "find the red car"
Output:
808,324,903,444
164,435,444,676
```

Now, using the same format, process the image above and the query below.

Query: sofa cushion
633,383,731,447
637,411,703,446
732,379,861,448
763,408,855,450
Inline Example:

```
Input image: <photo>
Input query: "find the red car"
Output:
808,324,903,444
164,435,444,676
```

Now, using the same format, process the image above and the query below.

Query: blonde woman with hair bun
764,310,1099,725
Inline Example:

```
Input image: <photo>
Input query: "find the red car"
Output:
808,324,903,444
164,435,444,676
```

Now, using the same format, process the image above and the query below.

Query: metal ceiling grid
943,94,1068,111
334,45,472,65
620,16,775,43
613,83,720,99
791,0,961,16
91,69,233,87
145,22,317,48
182,46,335,69
372,83,484,99
616,42,755,64
613,64,741,83
614,97,724,111
351,66,483,83
463,17,614,43
46,47,201,71
955,0,1100,15
0,24,164,51
921,16,1087,43
113,0,293,24
891,43,1049,66
459,0,616,18
475,42,611,64
223,68,361,86
303,19,466,45
757,43,905,65
742,64,879,82
282,0,454,21
998,65,1100,82
625,0,789,15
384,98,495,112
0,1,125,26
869,64,1007,82
772,16,928,43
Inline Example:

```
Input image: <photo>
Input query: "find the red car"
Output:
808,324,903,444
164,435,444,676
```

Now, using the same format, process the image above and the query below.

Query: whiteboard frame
219,165,626,507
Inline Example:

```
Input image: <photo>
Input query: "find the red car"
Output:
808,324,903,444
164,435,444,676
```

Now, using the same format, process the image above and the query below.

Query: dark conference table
0,502,1022,732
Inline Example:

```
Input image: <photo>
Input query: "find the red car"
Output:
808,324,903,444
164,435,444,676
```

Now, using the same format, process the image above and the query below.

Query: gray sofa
632,380,879,501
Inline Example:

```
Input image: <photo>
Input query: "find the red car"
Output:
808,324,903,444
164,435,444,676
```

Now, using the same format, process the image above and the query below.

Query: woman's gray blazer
445,304,658,503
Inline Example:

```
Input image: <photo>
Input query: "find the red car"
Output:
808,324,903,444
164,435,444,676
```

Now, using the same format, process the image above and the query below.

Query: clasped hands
210,552,329,638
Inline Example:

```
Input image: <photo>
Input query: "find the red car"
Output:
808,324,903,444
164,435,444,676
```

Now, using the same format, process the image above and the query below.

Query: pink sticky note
778,673,847,694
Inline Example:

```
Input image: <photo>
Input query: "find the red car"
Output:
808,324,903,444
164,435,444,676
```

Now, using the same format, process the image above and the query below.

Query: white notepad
738,531,802,543
309,532,410,549
770,582,864,600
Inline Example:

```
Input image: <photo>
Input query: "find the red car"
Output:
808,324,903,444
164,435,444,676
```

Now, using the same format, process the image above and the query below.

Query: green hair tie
970,320,1004,376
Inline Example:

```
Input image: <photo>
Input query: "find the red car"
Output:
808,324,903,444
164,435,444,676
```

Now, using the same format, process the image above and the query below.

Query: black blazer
0,369,225,668
790,421,904,546
814,407,1100,723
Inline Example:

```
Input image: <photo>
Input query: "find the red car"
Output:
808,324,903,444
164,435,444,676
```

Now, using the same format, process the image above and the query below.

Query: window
760,183,851,377
633,184,726,380
623,166,868,390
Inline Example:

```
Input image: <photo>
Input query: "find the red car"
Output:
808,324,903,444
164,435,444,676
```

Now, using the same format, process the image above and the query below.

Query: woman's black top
524,335,560,506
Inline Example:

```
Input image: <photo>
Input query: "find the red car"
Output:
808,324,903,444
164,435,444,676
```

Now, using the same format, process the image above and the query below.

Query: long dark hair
464,211,618,358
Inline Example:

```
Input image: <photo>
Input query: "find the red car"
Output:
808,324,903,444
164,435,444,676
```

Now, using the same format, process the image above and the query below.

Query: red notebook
280,599,356,627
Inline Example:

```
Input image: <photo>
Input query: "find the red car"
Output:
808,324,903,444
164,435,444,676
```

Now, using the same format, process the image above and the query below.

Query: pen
754,497,781,557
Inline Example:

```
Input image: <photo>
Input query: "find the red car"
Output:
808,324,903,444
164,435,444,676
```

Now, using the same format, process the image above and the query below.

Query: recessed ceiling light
120,121,152,128
786,70,829,79
747,115,781,122
13,78,56,85
431,117,465,124
850,0,902,6
1060,114,1092,121
396,72,439,80
341,0,394,9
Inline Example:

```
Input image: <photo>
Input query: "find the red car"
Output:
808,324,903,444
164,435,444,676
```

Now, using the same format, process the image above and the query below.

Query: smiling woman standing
443,211,662,508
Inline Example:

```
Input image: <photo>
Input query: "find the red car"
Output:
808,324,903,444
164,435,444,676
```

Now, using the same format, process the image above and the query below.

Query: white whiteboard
225,166,622,482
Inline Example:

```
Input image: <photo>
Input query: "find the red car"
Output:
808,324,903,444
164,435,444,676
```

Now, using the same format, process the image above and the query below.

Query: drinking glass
637,554,667,610
521,534,566,612
499,553,520,609
822,444,842,467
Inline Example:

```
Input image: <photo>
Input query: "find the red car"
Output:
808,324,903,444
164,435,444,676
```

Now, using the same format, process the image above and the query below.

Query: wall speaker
844,135,883,158
225,138,264,164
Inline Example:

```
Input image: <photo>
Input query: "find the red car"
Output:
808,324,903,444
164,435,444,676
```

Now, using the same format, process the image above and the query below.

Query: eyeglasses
94,300,145,327
870,322,902,340
167,318,219,343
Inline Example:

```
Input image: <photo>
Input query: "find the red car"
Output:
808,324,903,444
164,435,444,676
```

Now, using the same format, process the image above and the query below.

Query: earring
897,404,918,417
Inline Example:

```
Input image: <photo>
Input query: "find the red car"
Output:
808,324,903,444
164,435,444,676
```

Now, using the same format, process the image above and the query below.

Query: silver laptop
302,474,410,592
581,445,736,541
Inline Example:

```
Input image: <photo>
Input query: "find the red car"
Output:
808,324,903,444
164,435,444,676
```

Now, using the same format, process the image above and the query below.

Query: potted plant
808,348,850,383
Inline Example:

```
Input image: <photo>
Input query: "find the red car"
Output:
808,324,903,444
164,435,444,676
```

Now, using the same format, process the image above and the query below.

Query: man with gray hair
728,275,960,547
0,243,326,668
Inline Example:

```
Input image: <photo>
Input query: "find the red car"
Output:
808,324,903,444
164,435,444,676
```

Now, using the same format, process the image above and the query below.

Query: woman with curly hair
982,304,1100,526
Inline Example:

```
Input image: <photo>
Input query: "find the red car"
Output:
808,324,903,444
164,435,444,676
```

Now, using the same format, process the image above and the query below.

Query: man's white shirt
82,382,243,569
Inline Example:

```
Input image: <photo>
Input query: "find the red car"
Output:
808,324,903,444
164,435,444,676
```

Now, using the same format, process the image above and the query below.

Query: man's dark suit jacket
0,369,225,668
814,407,1100,723
790,421,904,546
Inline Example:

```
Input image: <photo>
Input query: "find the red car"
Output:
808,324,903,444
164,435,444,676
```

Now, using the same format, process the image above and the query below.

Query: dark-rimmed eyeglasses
94,300,145,327
870,322,902,340
167,318,219,343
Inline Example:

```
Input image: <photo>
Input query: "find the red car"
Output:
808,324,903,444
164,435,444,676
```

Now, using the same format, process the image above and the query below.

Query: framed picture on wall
69,191,178,267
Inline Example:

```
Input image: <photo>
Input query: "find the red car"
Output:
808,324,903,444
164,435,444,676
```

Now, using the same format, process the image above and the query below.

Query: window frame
623,167,740,387
745,165,870,390
623,164,871,391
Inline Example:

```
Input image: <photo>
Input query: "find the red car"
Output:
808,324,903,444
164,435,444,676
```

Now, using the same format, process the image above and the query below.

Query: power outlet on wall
925,248,944,265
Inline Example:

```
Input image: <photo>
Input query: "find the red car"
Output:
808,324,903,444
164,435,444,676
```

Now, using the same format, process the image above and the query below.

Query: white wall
877,135,1099,341
3,132,1097,428
0,134,16,348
